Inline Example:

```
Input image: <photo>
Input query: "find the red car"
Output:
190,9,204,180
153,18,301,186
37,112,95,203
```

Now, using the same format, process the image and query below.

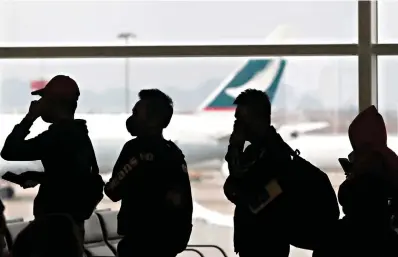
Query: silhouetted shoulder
126,138,139,145
122,138,141,152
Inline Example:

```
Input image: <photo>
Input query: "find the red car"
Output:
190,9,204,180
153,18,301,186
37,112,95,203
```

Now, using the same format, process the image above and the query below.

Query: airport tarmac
1,171,346,257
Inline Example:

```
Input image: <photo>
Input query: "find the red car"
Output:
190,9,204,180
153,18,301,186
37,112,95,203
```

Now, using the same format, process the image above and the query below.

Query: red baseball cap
31,75,80,101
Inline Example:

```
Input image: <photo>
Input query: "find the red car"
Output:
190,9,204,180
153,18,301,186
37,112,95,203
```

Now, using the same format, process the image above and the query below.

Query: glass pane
0,56,356,255
378,57,398,135
378,1,398,43
0,1,357,46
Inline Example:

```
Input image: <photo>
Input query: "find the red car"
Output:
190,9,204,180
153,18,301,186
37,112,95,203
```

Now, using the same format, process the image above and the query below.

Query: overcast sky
0,1,398,112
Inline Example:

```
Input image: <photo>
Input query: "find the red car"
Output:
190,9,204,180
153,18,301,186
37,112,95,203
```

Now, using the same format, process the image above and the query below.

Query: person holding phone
313,106,398,257
0,75,103,241
223,89,294,257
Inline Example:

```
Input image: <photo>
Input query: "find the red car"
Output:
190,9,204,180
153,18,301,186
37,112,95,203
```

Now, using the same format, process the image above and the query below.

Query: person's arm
1,116,48,161
223,176,240,204
225,144,256,178
104,143,152,202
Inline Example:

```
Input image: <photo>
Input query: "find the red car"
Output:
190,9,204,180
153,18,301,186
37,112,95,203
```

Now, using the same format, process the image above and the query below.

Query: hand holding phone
2,172,24,185
26,100,43,120
230,120,246,146
338,158,353,175
2,171,42,188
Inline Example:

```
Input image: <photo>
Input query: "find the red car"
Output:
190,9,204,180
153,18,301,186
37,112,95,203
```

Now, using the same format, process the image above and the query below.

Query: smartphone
2,172,23,185
338,158,352,174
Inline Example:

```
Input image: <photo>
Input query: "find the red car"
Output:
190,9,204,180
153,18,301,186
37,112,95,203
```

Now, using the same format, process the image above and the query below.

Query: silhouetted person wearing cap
0,75,104,241
105,89,193,257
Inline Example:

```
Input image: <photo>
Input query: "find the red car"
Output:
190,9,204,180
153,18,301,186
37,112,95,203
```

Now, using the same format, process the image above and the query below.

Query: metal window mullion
358,0,378,112
374,44,398,55
0,44,358,59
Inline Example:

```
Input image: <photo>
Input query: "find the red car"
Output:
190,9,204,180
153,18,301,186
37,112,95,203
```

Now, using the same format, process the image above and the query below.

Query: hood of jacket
345,105,398,194
348,105,387,152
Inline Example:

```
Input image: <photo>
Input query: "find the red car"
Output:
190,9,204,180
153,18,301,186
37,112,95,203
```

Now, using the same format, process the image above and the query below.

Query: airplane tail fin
197,25,290,112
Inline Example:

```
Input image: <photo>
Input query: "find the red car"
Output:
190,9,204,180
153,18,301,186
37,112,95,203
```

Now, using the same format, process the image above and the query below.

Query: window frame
0,0,388,113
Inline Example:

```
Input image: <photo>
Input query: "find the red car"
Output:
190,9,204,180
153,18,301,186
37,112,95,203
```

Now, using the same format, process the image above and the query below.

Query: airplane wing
277,121,330,140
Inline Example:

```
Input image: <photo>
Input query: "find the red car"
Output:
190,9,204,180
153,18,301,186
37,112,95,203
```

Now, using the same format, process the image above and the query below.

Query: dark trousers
117,235,177,257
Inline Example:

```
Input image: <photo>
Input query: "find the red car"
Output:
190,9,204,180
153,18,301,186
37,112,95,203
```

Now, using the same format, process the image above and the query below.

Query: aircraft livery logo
204,58,286,110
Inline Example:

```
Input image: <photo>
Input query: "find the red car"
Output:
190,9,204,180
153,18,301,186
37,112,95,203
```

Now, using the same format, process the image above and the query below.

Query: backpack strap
273,132,301,159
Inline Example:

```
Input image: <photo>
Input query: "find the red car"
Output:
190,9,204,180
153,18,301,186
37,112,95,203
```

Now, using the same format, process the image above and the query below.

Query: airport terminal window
0,56,357,256
0,1,358,46
378,1,398,43
378,56,398,134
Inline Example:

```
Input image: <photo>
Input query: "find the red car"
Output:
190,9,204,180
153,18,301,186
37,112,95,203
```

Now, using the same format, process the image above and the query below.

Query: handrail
187,244,228,257
184,248,205,257
6,218,24,223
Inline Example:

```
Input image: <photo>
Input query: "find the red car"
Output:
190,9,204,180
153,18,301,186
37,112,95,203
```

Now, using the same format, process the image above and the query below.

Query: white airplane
0,57,288,171
0,27,330,199
0,54,329,194
284,134,398,171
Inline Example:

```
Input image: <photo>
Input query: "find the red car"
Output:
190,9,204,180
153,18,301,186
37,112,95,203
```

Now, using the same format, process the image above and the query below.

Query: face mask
126,116,138,136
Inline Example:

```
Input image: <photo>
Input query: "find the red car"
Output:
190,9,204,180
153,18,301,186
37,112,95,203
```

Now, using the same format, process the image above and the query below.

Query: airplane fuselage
286,134,398,171
0,112,235,175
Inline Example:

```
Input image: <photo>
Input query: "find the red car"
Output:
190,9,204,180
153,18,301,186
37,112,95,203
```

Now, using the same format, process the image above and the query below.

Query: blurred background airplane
286,134,398,171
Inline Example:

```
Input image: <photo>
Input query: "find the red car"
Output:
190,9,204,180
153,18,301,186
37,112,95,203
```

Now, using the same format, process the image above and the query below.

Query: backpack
161,141,193,253
74,139,104,220
281,142,340,250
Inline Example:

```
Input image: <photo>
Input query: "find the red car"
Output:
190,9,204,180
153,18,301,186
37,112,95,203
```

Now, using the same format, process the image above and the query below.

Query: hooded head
347,105,398,178
348,105,387,153
339,105,398,218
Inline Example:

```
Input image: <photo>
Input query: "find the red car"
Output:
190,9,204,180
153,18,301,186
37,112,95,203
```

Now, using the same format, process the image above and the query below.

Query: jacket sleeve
172,161,193,213
223,176,240,204
104,142,144,202
1,118,49,161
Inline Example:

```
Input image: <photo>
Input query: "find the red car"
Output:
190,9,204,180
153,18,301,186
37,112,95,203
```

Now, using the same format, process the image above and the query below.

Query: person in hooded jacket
104,89,193,257
0,75,98,240
312,105,398,257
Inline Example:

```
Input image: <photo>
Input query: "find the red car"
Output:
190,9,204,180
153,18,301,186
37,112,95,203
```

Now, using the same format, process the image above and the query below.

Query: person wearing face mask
104,89,193,257
0,75,104,241
223,89,339,257
223,89,292,257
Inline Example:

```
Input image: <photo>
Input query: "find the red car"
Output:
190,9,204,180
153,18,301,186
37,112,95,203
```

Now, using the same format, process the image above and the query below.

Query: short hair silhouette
12,214,83,257
233,89,271,117
139,89,174,128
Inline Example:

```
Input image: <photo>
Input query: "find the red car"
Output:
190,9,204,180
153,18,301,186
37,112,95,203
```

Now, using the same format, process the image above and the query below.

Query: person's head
126,89,173,137
32,75,80,123
12,214,83,257
233,89,271,143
